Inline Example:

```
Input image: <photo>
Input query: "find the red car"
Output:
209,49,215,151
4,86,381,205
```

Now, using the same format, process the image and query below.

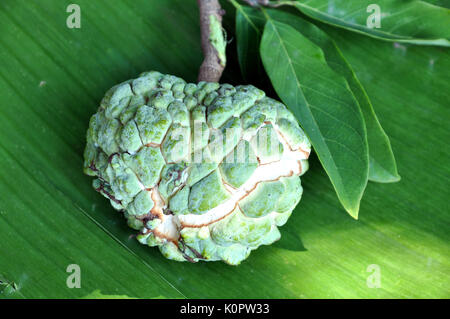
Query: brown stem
197,0,226,82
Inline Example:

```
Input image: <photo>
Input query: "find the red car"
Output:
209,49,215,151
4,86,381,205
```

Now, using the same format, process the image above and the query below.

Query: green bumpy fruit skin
83,71,311,265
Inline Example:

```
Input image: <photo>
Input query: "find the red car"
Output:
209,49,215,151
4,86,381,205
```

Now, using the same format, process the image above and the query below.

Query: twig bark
197,0,226,82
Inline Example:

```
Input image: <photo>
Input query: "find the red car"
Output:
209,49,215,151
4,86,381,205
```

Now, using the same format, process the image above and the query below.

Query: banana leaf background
0,0,449,298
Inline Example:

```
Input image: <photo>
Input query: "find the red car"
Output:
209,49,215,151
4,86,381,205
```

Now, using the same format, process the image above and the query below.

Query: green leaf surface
235,5,399,183
0,0,448,298
292,0,450,46
235,4,260,81
260,17,369,217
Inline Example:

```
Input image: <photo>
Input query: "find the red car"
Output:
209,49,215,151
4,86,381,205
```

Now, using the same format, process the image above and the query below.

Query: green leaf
260,17,369,217
235,5,399,183
0,0,448,299
292,0,450,46
235,2,264,81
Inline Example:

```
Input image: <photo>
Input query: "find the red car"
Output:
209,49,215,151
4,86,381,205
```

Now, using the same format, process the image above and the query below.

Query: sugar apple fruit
83,71,311,265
